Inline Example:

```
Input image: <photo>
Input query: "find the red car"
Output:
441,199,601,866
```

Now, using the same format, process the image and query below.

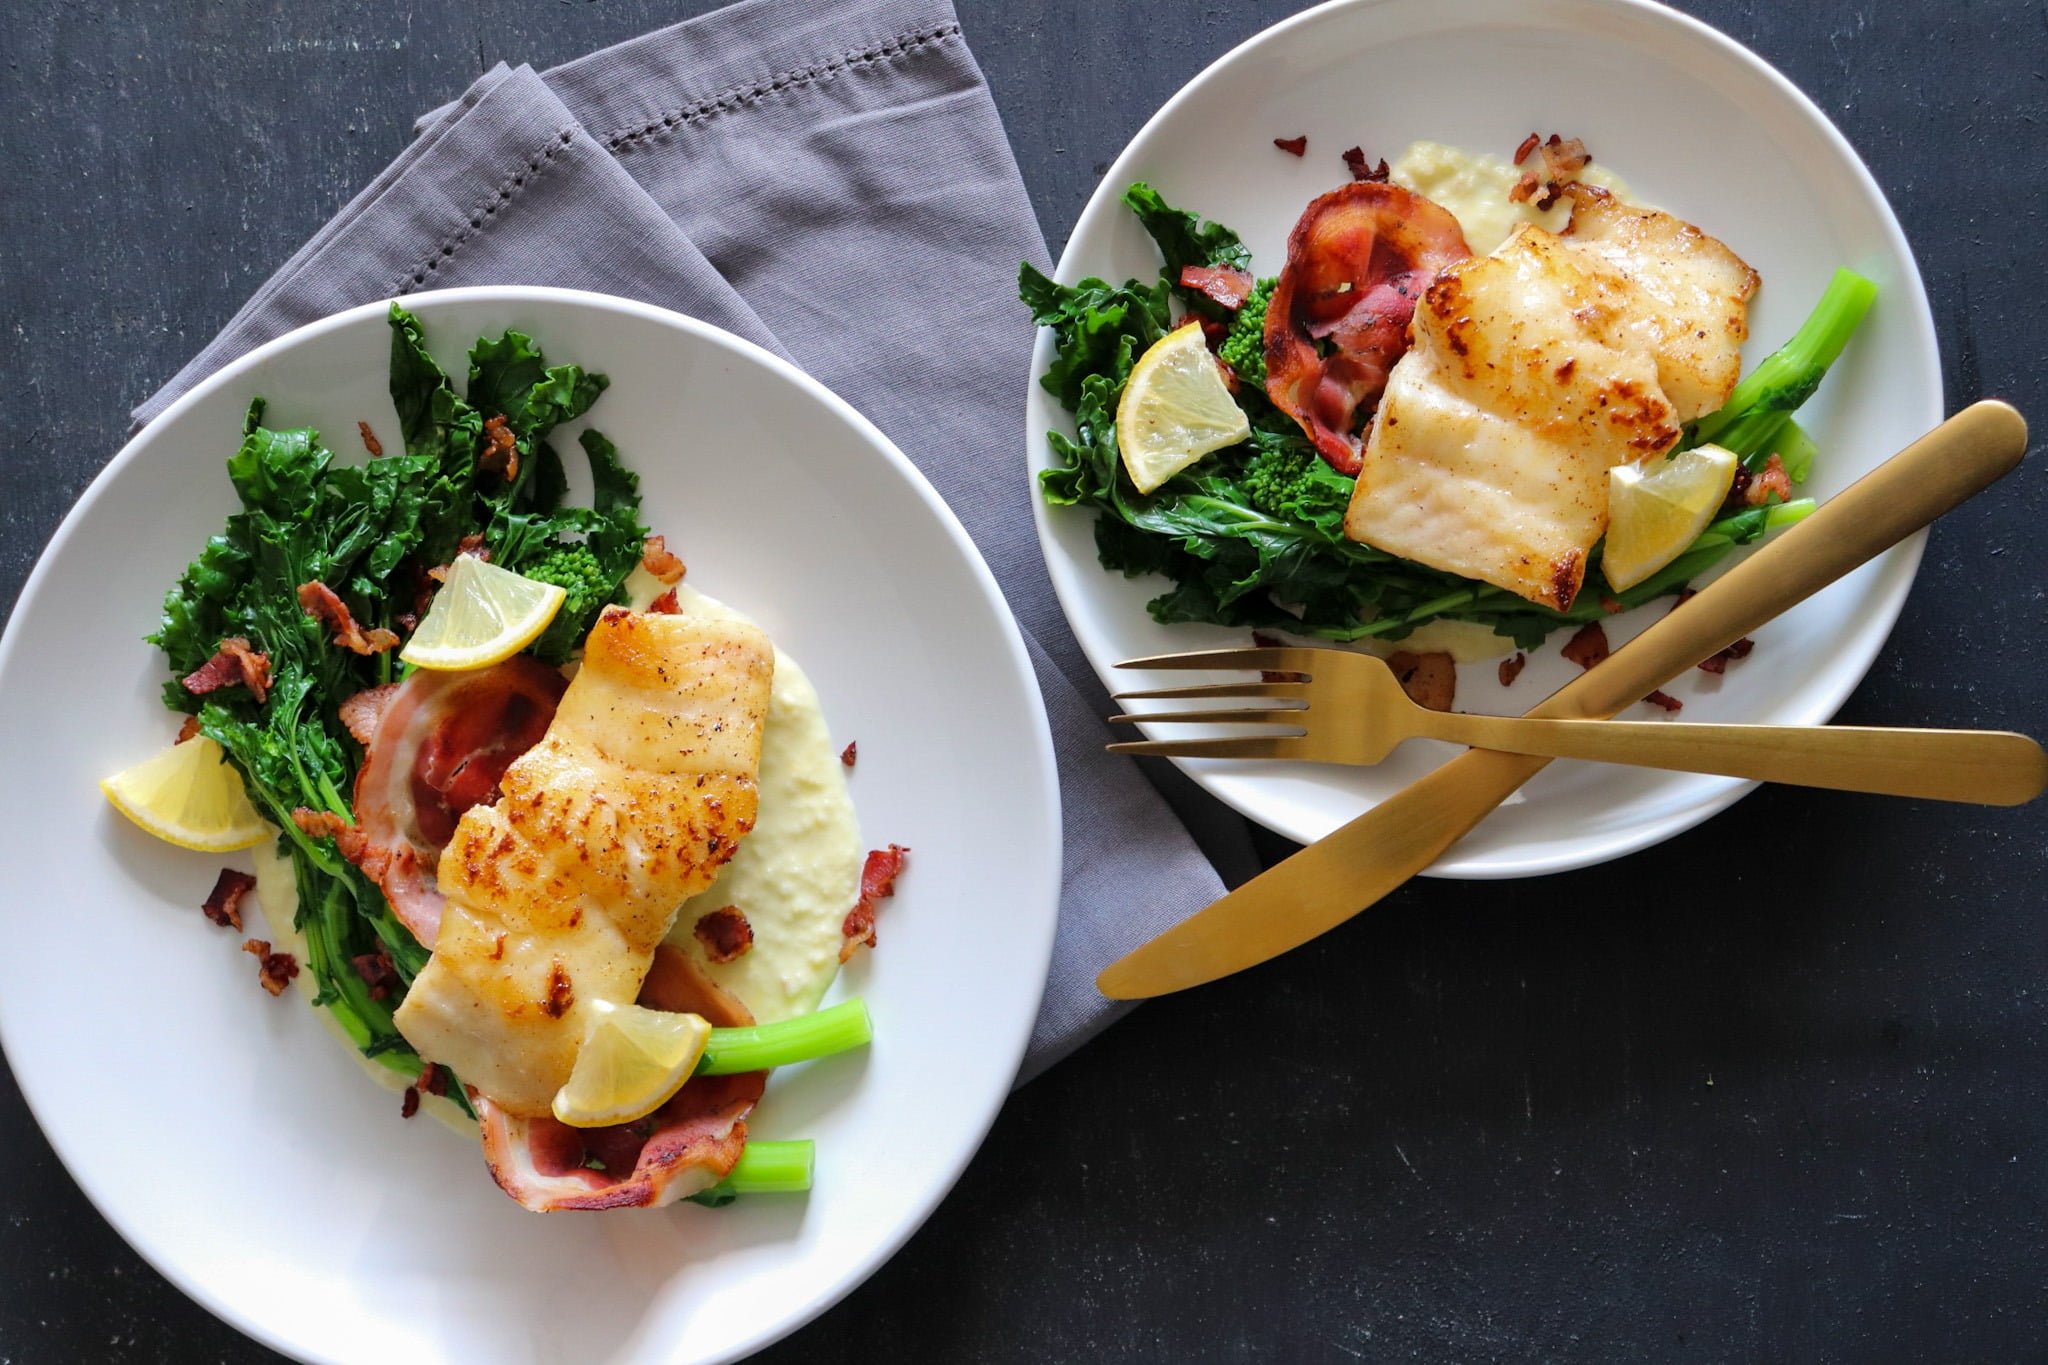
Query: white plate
1027,0,1942,876
0,288,1060,1363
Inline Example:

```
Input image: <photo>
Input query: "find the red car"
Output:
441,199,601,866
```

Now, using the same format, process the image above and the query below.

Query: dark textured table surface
4,2,2045,1361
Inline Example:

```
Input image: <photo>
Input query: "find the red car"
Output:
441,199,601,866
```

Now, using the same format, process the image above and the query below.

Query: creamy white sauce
626,577,863,1025
1389,139,1636,256
250,574,862,1121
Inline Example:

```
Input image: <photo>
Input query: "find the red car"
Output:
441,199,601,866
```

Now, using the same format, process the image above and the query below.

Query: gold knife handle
1419,714,2048,806
1098,401,2031,1000
1538,400,2028,722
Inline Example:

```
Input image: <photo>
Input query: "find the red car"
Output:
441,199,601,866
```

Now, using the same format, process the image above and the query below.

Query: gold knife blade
1099,400,2029,1000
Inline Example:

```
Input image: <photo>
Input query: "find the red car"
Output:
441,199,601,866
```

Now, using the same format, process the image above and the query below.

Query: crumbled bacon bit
1508,134,1591,214
201,868,255,930
1178,263,1256,311
350,950,401,1002
479,414,519,481
401,1086,420,1119
1341,146,1390,182
1386,650,1456,712
694,906,755,964
1498,652,1527,688
840,741,857,768
1698,638,1755,675
297,581,399,656
1561,622,1610,670
457,533,488,559
647,587,681,614
1599,595,1624,615
1644,689,1684,713
840,845,909,963
338,683,399,747
1251,629,1305,684
416,1061,447,1097
1274,134,1308,157
1669,588,1698,612
1745,452,1793,507
357,421,383,457
542,961,573,1019
240,938,299,996
641,534,686,584
176,714,203,744
182,637,272,703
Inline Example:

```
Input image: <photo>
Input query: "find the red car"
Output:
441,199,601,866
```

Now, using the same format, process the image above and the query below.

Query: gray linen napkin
135,0,1256,1079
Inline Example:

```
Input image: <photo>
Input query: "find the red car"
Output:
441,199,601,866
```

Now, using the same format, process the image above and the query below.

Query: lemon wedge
399,553,567,671
101,734,271,852
1603,444,1740,592
1116,320,1251,494
551,999,712,1128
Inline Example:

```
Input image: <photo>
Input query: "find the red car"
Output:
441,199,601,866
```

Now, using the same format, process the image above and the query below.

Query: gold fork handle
1413,714,2048,806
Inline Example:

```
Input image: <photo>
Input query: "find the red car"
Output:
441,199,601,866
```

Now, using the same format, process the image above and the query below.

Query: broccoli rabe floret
1239,431,1354,535
521,542,618,662
1217,276,1278,388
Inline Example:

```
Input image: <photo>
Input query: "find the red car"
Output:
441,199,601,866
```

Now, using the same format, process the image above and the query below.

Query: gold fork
1108,644,2047,808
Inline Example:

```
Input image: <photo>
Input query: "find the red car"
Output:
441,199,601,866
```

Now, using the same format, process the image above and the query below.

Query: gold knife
1098,400,2030,1000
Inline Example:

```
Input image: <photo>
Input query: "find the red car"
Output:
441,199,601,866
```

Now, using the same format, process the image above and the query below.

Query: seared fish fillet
1343,187,1758,609
394,606,773,1116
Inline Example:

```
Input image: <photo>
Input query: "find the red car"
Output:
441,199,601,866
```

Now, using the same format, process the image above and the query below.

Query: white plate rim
1025,0,1941,878
0,285,1063,1364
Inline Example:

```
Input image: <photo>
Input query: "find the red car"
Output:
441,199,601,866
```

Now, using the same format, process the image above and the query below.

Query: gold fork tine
1113,680,1308,701
1107,735,1309,760
1114,647,1315,673
1107,706,1306,727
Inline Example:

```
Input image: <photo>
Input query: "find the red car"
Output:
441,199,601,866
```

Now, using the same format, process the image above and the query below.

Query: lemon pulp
398,553,567,671
101,734,271,852
551,999,713,1128
1603,444,1740,592
1115,321,1252,494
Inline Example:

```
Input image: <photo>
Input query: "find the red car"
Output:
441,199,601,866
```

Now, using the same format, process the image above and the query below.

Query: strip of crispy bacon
478,944,766,1211
339,656,566,946
297,581,399,656
641,534,686,584
182,637,272,703
840,844,909,963
1262,183,1470,474
202,868,255,930
694,906,754,964
1178,264,1255,311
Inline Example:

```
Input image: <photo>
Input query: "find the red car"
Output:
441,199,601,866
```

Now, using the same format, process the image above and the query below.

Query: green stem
1691,268,1877,448
724,1140,815,1193
698,999,872,1075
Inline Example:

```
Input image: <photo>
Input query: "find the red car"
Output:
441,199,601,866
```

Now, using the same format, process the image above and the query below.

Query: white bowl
1027,0,1941,876
0,288,1060,1364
